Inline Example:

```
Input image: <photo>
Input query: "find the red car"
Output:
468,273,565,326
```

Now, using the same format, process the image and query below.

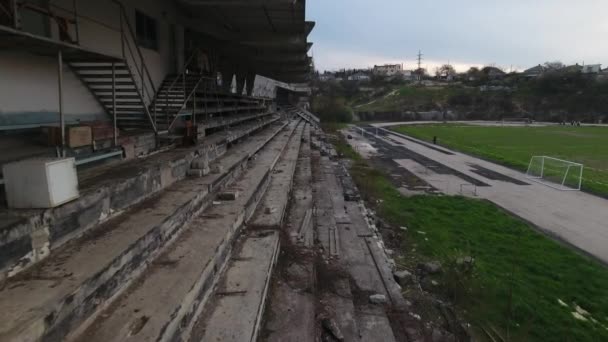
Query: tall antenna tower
416,50,423,81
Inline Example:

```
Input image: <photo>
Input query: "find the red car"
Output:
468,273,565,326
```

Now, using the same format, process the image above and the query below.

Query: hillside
312,71,608,123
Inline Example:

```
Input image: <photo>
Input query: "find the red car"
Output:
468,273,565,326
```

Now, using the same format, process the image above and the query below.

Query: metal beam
57,49,65,156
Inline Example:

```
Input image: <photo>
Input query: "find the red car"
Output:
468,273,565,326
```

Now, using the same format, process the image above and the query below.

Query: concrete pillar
235,72,246,96
219,62,235,93
245,71,256,96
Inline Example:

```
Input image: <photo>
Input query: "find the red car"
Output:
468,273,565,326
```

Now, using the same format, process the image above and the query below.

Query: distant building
347,72,370,81
481,66,506,79
373,64,403,76
581,64,602,74
318,73,335,82
523,64,546,78
561,64,583,73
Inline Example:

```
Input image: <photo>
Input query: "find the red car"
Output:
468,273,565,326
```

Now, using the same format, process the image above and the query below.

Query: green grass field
333,138,608,341
393,124,608,196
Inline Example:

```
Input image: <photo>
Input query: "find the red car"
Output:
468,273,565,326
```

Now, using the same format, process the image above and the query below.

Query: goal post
526,156,583,191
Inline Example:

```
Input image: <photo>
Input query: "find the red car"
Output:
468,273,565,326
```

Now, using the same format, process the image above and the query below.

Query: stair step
71,65,129,71
187,122,304,342
98,95,142,100
67,61,126,66
189,231,280,342
80,74,133,79
116,116,148,121
87,81,135,86
0,180,211,341
65,123,291,342
100,100,144,106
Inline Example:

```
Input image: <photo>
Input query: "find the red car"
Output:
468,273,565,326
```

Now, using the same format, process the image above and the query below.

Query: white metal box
3,157,80,208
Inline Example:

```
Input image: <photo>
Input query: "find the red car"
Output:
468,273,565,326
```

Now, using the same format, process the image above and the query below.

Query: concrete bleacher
0,114,280,281
284,105,320,127
0,115,290,341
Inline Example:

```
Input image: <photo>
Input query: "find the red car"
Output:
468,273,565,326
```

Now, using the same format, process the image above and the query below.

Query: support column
235,72,246,96
112,62,118,147
57,49,65,157
219,62,235,93
245,71,256,96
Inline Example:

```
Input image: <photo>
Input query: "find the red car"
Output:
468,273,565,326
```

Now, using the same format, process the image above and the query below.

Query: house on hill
523,64,546,78
373,64,403,76
581,64,602,74
347,72,370,81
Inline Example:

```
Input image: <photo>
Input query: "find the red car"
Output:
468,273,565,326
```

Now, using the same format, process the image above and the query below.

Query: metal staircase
152,72,206,131
70,61,155,131
68,0,158,133
150,50,216,133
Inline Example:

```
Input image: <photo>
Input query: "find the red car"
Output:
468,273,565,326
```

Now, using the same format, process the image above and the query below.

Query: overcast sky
308,0,608,72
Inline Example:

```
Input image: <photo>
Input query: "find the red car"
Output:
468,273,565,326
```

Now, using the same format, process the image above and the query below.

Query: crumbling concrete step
262,123,316,342
0,123,288,342
70,120,300,342
202,120,290,194
316,138,400,341
189,231,280,342
0,117,278,281
249,122,307,228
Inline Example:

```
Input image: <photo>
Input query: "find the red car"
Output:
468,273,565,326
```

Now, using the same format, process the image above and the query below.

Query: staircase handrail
112,0,158,132
166,75,216,131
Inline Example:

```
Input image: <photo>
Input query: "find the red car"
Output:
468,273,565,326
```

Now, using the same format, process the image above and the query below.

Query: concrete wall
0,51,106,128
1,0,186,129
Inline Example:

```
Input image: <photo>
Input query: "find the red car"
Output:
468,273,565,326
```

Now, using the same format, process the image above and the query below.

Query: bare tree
436,64,456,78
544,61,564,70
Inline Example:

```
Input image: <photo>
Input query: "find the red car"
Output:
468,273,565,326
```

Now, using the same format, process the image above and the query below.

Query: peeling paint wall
0,51,106,128
0,0,185,129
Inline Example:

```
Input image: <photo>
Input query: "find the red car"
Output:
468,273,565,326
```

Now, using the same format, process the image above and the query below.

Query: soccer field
392,124,608,196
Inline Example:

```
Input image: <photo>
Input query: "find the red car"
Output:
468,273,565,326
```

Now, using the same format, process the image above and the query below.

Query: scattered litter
212,201,221,205
575,305,590,316
557,299,568,307
369,294,387,304
572,312,588,321
417,231,426,235
400,226,408,231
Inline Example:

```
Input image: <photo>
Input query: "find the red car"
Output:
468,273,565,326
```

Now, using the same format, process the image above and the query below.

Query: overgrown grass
337,139,608,341
394,124,608,196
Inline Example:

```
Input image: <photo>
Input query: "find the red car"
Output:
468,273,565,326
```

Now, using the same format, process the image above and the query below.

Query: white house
347,72,370,81
581,64,602,74
373,64,403,76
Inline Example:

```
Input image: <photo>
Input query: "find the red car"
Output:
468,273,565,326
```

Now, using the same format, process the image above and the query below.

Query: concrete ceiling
175,0,314,83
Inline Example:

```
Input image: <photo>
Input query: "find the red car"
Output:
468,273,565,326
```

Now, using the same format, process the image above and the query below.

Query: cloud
308,0,608,72
313,43,487,73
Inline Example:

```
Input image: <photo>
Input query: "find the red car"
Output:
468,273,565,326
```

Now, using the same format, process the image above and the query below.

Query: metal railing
112,0,157,132
9,0,160,133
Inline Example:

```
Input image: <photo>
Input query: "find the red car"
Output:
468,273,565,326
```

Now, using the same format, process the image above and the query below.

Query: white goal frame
525,156,583,191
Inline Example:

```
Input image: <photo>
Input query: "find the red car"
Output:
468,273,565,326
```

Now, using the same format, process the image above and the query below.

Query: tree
413,67,427,78
544,61,564,70
436,64,456,78
466,67,482,80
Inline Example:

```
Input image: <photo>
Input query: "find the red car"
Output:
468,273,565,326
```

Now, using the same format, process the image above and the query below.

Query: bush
312,95,353,123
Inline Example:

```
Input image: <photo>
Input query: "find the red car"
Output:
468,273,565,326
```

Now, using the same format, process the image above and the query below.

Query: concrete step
0,123,288,342
262,123,316,342
189,231,280,342
187,121,305,342
70,121,300,342
249,121,306,229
